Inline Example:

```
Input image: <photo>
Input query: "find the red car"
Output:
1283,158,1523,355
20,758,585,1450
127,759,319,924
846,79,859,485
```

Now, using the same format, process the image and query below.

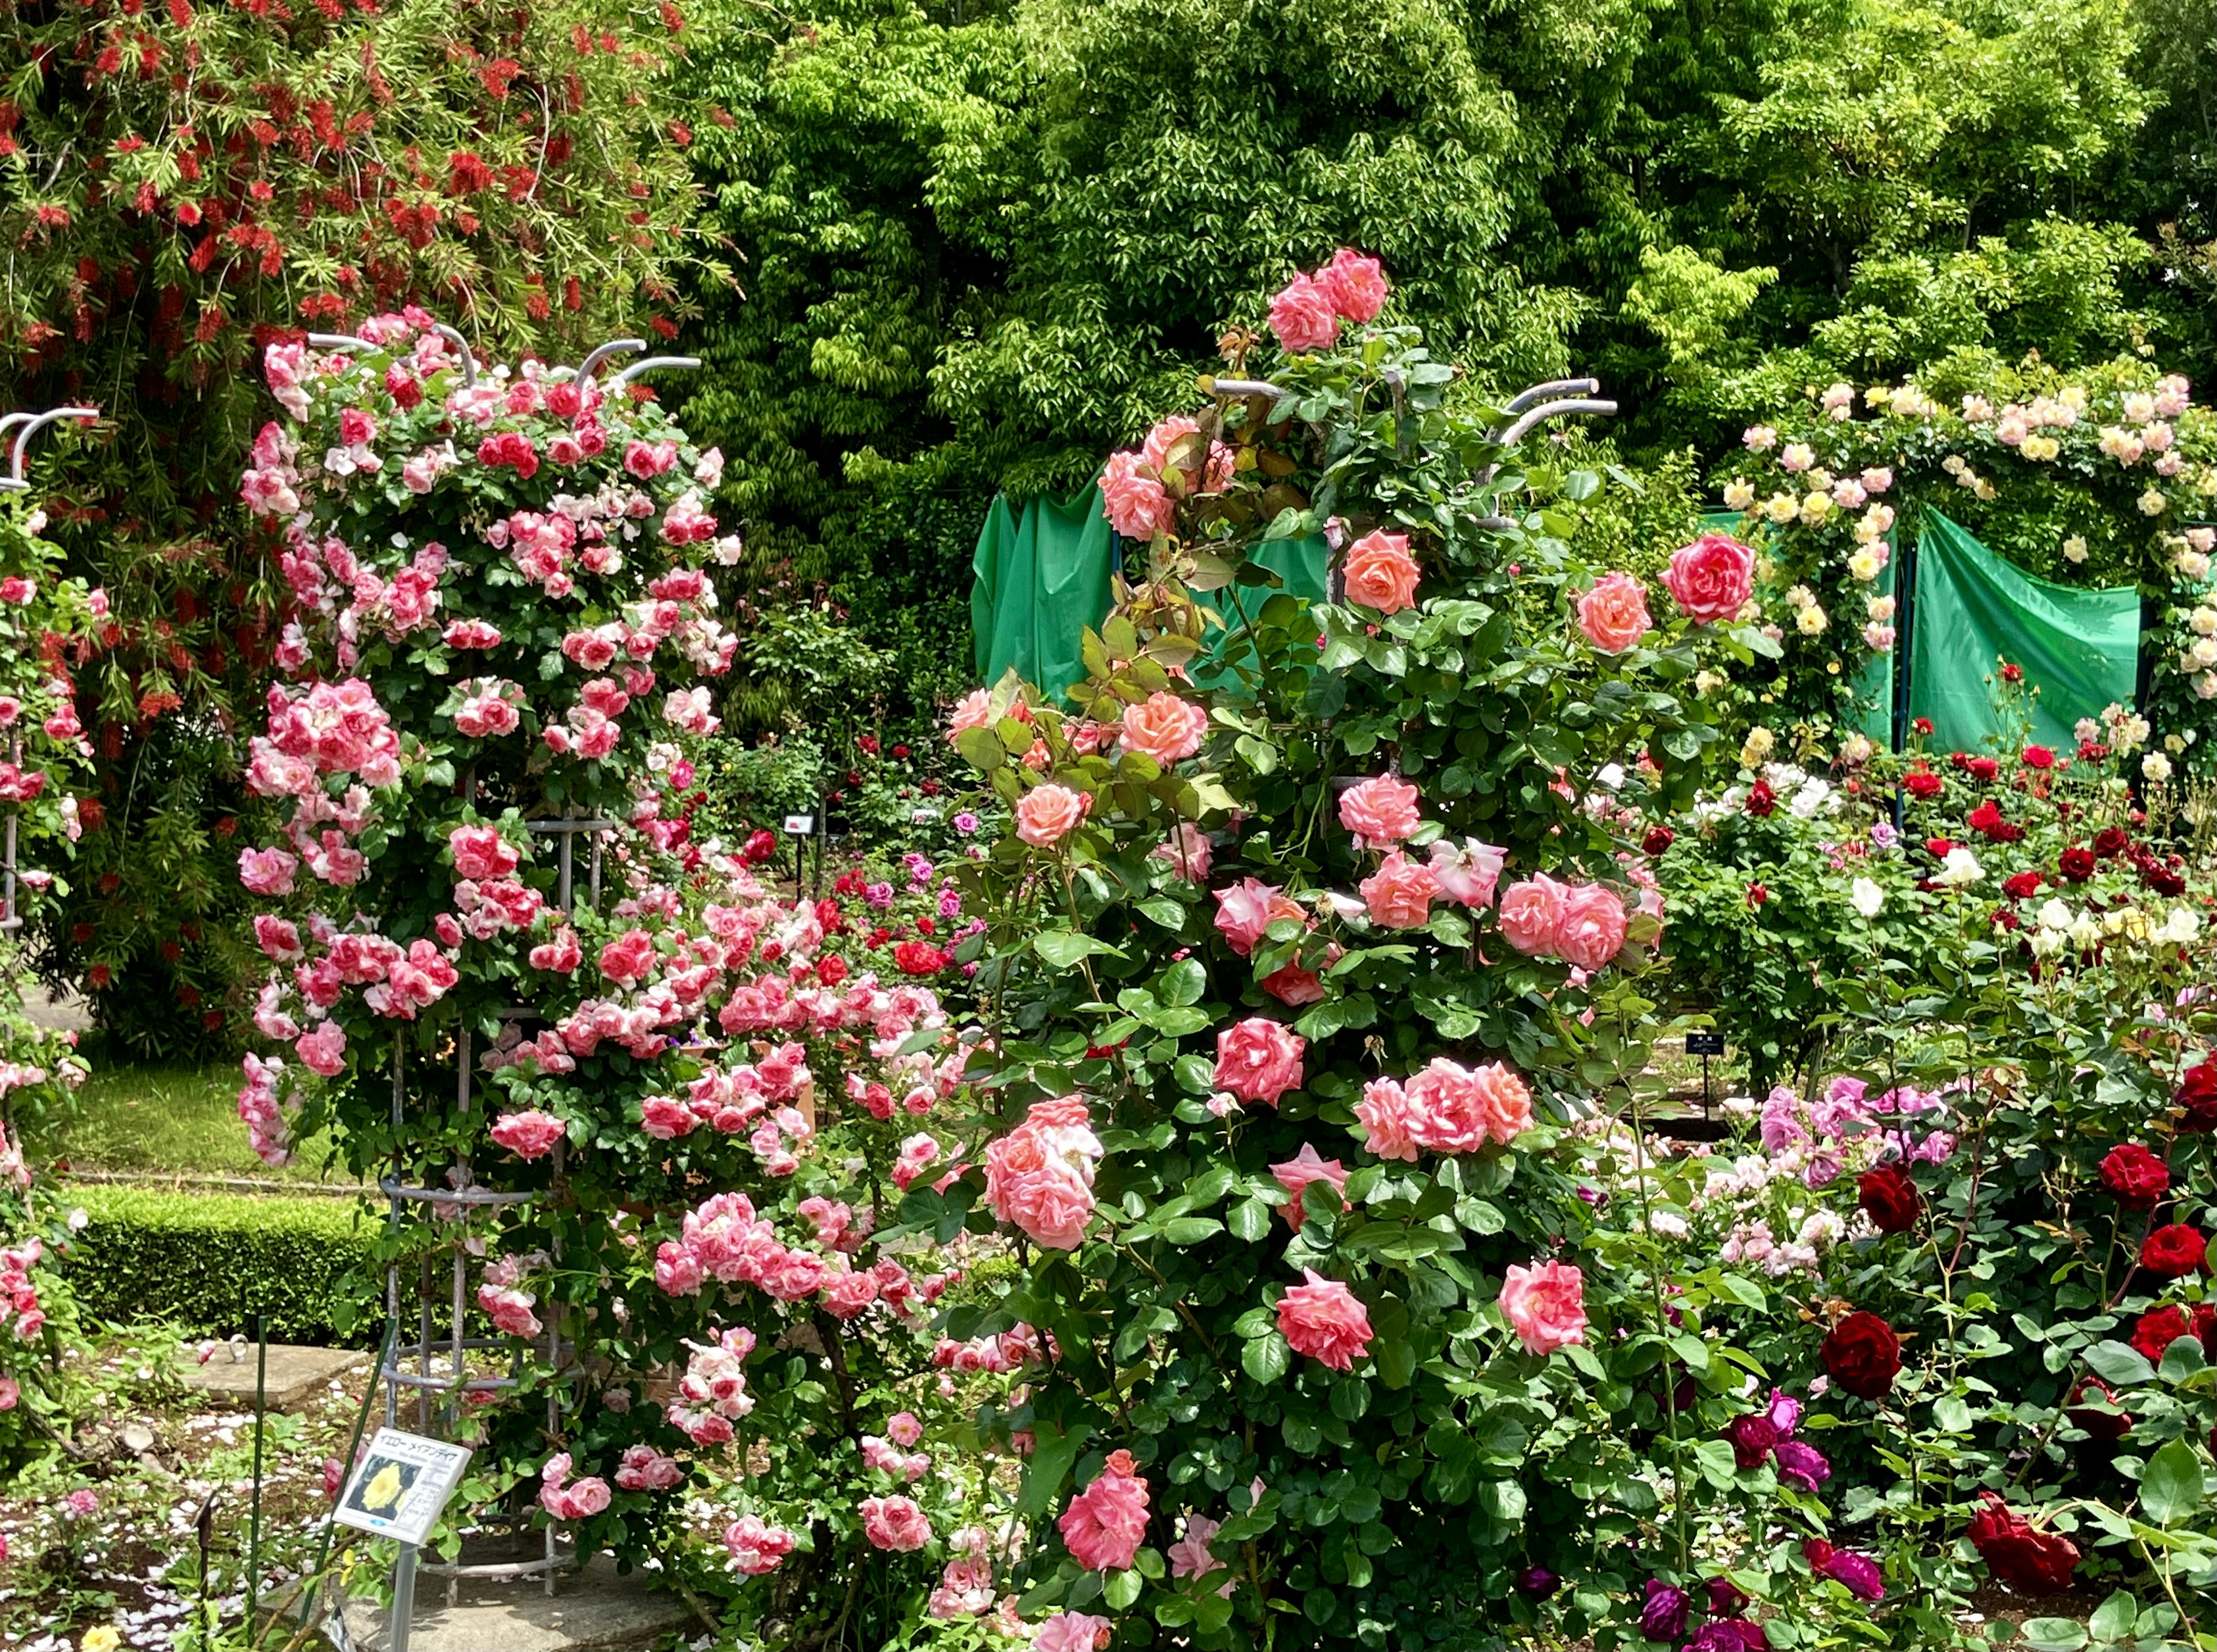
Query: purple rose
1688,1625,1771,1652
1774,1441,1831,1492
1640,1580,1692,1642
1514,1565,1560,1599
1764,1388,1802,1437
1815,1547,1884,1601
1726,1415,1778,1470
1704,1576,1750,1618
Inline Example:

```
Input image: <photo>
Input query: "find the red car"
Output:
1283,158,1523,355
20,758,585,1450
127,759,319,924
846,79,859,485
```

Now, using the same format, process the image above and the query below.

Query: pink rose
984,1096,1103,1250
294,1019,348,1077
449,825,520,881
1427,838,1504,908
1472,1062,1533,1144
1268,273,1339,354
725,1515,796,1575
1404,1057,1487,1153
1496,874,1568,957
1337,774,1421,849
1341,529,1421,615
1212,1017,1305,1106
1576,572,1652,654
239,846,299,897
490,1109,565,1161
1151,824,1214,882
1277,1269,1373,1371
1662,534,1756,624
1016,784,1090,848
860,1494,932,1552
1316,248,1389,323
1271,1143,1349,1232
1120,692,1208,764
1499,1259,1587,1355
1359,849,1437,928
1034,1613,1114,1652
1102,450,1175,539
1058,1448,1149,1571
1212,878,1302,956
1355,1077,1420,1162
1554,884,1627,972
887,1410,924,1448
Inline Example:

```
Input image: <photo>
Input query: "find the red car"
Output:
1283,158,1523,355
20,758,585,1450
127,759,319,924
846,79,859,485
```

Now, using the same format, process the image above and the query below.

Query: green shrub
57,1185,382,1347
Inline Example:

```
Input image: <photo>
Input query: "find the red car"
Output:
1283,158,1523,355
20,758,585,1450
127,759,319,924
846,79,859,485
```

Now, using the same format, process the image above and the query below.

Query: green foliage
58,1186,380,1344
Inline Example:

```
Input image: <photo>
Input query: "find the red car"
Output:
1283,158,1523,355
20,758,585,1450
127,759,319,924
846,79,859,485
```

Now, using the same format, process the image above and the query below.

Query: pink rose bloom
614,1444,685,1492
1277,1269,1374,1371
887,1410,924,1448
1141,415,1235,493
1496,874,1568,957
1342,529,1421,615
1016,783,1090,848
1151,823,1214,882
1662,534,1756,624
1269,272,1340,354
1058,1448,1150,1571
861,1494,933,1552
1576,572,1652,654
239,846,299,897
294,1019,348,1077
725,1514,797,1575
1404,1057,1487,1153
1261,954,1332,1006
1212,878,1304,956
1034,1613,1114,1652
1553,884,1627,972
1338,774,1421,848
1359,849,1437,928
1473,1062,1533,1144
490,1109,565,1161
1271,1143,1349,1231
1120,692,1208,764
1212,1017,1305,1105
1317,248,1389,323
1102,450,1175,539
1427,838,1505,908
1499,1259,1587,1355
449,824,520,881
1355,1077,1420,1162
984,1096,1103,1250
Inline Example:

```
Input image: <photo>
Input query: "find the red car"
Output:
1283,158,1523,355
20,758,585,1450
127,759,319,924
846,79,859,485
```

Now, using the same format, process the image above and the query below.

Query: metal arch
1495,378,1599,426
574,338,647,384
2,408,99,493
1492,396,1618,452
305,332,377,352
427,323,478,390
609,355,702,388
1210,377,1288,400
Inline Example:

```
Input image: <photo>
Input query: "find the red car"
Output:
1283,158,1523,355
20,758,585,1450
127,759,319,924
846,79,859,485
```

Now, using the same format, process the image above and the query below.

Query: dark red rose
1949,751,1972,771
2182,1062,2217,1131
1914,717,1935,736
2001,662,2024,683
2021,744,2055,770
2058,846,2096,882
1966,800,2022,841
2132,1304,2193,1362
2099,1143,2170,1209
1746,882,1768,908
1821,1311,1902,1400
2141,1223,2207,1280
1857,1164,1921,1235
1725,1414,1778,1469
1902,769,1944,799
2002,871,2044,900
2140,856,2187,897
1926,837,1954,859
1642,825,1675,856
1705,1577,1751,1619
1968,1492,2078,1594
2092,826,2130,857
1746,780,1777,818
891,744,911,759
2066,1375,2132,1441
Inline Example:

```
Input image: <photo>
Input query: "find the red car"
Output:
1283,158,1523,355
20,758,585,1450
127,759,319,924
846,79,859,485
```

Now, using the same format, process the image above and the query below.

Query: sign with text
782,814,815,836
335,1429,473,1547
1685,1033,1727,1057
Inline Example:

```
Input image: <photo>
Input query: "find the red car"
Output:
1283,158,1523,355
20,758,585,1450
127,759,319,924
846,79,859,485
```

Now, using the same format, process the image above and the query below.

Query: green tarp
1704,513,1895,744
1909,508,2141,753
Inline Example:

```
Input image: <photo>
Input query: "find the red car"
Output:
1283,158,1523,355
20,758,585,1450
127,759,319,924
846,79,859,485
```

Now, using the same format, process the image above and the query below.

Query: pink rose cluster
861,1493,934,1552
1100,414,1237,539
476,1251,543,1339
1496,874,1629,973
652,1189,943,1325
1269,248,1390,355
1354,1057,1533,1160
1059,1448,1151,1571
1,1236,47,1341
725,1513,798,1576
928,1524,1002,1619
984,1095,1104,1250
931,1322,1051,1374
669,1326,758,1445
538,1452,611,1521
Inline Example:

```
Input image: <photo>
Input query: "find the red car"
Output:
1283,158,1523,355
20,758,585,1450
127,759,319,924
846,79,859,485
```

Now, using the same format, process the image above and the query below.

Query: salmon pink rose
1472,1062,1534,1144
1016,784,1090,848
1316,248,1389,322
1277,1269,1374,1371
1338,774,1422,848
1576,572,1652,654
1663,533,1756,623
1212,878,1304,956
1271,1143,1349,1232
983,1097,1103,1250
490,1109,565,1161
1102,449,1176,539
1213,1017,1305,1105
1269,273,1339,354
1359,849,1438,928
1404,1057,1488,1153
1500,1260,1587,1354
1497,874,1569,956
1355,1077,1420,1162
1058,1449,1149,1571
1342,529,1421,615
1553,884,1628,971
1120,692,1208,764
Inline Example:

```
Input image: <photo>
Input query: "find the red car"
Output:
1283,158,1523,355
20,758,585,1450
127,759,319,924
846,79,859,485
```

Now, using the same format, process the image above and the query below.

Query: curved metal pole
1492,397,1618,452
427,324,478,390
575,339,646,385
1210,378,1287,400
609,355,701,388
306,333,377,352
1496,378,1599,422
4,408,98,490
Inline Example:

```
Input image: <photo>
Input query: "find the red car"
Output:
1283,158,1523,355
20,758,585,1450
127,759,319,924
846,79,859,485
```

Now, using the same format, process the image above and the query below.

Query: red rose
893,940,950,976
2099,1143,2170,1210
2092,826,2130,858
1966,800,2021,841
1902,770,1944,799
2141,1224,2207,1280
1746,780,1777,818
2058,846,2096,882
1642,826,1675,857
2131,1304,2192,1362
2001,871,2044,900
1968,1493,2077,1594
1725,1414,1778,1469
1925,837,1954,859
1856,1164,1920,1235
2021,745,2055,770
1820,1311,1902,1400
2001,662,2024,683
2180,1062,2217,1132
1746,882,1768,908
2065,1375,2131,1441
815,954,849,987
1914,718,1934,736
1967,756,1999,782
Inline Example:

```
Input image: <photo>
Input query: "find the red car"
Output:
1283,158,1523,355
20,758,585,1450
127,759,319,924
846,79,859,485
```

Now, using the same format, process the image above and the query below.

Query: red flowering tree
0,0,707,1050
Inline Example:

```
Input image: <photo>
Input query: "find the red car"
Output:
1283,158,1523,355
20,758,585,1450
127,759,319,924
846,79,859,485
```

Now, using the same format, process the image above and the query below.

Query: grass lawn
21,1051,353,1184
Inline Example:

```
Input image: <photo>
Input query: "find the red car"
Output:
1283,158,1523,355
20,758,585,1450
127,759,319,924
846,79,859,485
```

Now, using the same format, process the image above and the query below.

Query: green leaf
1035,933,1126,969
1018,1420,1093,1516
1141,1005,1211,1036
1136,897,1185,929
954,726,1006,770
2088,1591,2137,1643
1102,1568,1142,1610
2084,1340,2158,1388
2020,1620,2088,1652
2142,1439,2205,1526
1243,1332,1290,1384
1158,959,1207,1006
1227,1197,1272,1242
1160,1217,1223,1245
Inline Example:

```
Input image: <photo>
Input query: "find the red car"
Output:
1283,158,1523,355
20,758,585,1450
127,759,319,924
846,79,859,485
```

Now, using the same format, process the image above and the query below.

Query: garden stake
289,1319,398,1643
247,1312,267,1636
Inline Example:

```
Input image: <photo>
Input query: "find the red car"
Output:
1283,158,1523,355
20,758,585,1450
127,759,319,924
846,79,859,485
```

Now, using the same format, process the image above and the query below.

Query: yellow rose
1796,604,1828,635
83,1630,123,1652
1741,727,1775,766
1846,549,1880,582
1764,493,1799,524
1800,490,1833,523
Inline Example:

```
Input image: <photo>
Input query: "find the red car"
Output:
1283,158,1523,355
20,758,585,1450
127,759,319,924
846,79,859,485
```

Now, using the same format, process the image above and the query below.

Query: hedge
56,1185,384,1347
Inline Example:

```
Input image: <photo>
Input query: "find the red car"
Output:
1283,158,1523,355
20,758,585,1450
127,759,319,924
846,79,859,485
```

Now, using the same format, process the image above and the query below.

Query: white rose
1849,878,1884,919
2144,752,2174,783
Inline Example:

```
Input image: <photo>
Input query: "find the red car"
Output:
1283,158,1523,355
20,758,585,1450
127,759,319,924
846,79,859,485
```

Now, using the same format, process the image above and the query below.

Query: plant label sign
1685,1033,1727,1057
783,814,815,836
335,1429,473,1547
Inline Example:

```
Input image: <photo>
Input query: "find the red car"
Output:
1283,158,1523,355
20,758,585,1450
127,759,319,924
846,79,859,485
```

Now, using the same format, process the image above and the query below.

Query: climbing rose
1212,1017,1305,1105
2141,1222,2207,1279
1270,1143,1349,1232
1277,1269,1374,1371
1358,849,1438,928
1663,533,1756,622
1967,1492,2080,1593
1119,692,1208,764
1552,884,1627,971
1268,273,1339,353
1820,1311,1901,1399
1033,1613,1114,1652
1058,1449,1150,1571
725,1514,796,1575
1356,1077,1421,1162
1497,874,1569,956
1576,572,1652,654
984,1097,1103,1251
1316,248,1389,322
1337,774,1422,848
1856,1163,1920,1234
860,1495,932,1552
489,1110,565,1161
1212,878,1303,956
1015,784,1089,848
1341,529,1421,615
2100,1143,2170,1209
1101,450,1175,539
1499,1261,1587,1355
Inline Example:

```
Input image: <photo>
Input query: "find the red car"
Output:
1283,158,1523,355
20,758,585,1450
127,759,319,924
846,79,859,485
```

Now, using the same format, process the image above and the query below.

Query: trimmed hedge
57,1185,383,1346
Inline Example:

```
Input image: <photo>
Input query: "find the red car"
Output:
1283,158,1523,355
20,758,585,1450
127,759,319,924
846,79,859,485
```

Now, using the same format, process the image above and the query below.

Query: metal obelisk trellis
293,326,701,1635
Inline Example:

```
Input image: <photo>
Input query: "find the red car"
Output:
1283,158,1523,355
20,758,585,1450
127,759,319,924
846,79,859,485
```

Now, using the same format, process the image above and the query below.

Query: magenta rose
1663,532,1756,623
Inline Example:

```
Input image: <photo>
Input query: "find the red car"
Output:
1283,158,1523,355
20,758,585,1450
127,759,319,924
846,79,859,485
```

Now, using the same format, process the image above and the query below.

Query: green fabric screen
1188,536,1331,691
1702,513,1895,744
1908,508,2141,753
